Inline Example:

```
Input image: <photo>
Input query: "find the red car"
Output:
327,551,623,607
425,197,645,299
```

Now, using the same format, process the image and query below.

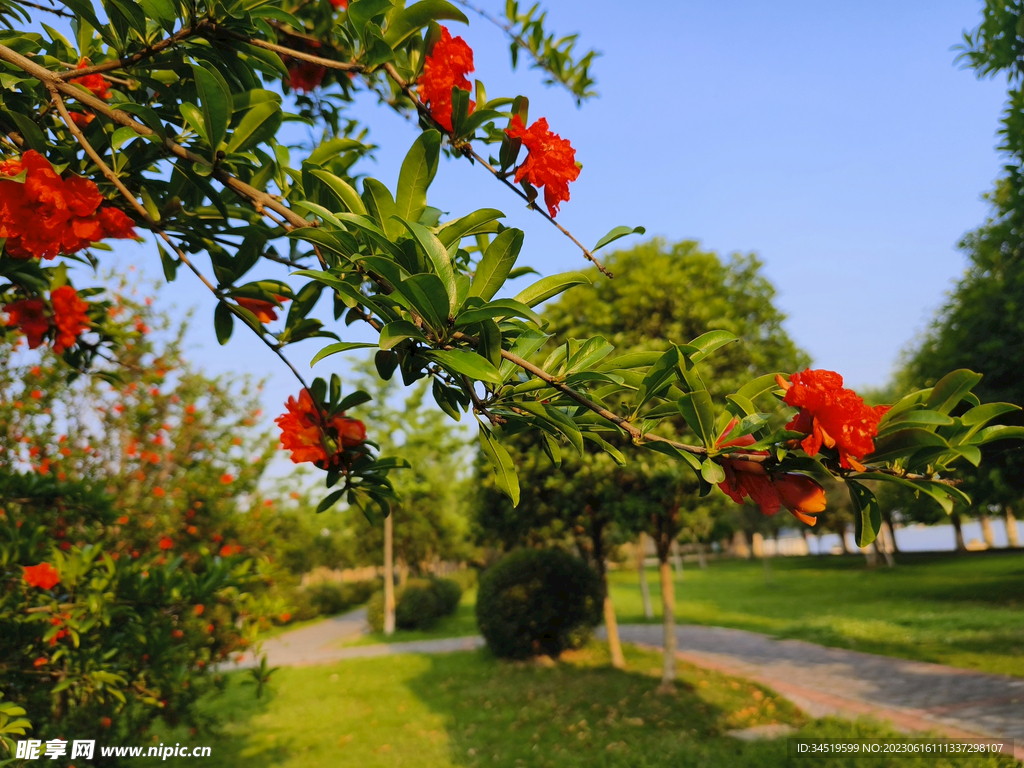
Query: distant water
804,518,1024,554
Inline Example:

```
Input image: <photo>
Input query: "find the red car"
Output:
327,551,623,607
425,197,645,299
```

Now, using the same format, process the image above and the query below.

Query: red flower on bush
33,657,48,668
3,298,49,348
417,26,475,131
276,389,367,468
70,60,111,99
220,473,234,485
50,285,90,352
715,419,827,526
330,0,348,7
236,295,289,323
776,369,891,471
158,536,173,550
505,116,580,217
23,562,60,589
0,150,136,259
70,112,95,128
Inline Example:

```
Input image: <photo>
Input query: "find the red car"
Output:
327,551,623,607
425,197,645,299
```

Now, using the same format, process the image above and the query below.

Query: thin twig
54,24,204,79
207,24,365,73
19,0,73,17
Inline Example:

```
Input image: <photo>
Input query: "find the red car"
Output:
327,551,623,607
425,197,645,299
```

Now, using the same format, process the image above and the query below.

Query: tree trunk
951,513,967,552
882,509,901,553
839,526,852,555
1006,507,1020,548
637,532,653,619
696,541,707,569
396,557,409,588
589,507,624,668
670,539,683,578
878,522,896,567
658,558,676,689
979,514,996,549
383,513,395,636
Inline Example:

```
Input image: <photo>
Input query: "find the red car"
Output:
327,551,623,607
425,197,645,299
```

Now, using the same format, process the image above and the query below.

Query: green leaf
214,302,233,345
348,0,393,35
395,130,441,224
8,113,46,152
685,330,738,364
310,170,367,215
678,390,717,448
701,458,726,485
399,273,450,331
877,409,955,435
513,271,591,307
310,342,377,366
375,349,399,380
427,349,503,385
926,369,983,415
401,220,457,310
225,101,282,154
157,242,178,282
867,428,949,464
633,347,679,413
479,425,520,506
592,225,646,253
437,208,504,249
470,228,523,301
379,320,427,350
456,298,540,326
362,178,402,240
969,425,1024,445
476,318,502,368
849,480,881,548
190,63,231,151
384,0,469,47
317,490,346,513
960,402,1020,427
643,440,703,472
138,0,175,32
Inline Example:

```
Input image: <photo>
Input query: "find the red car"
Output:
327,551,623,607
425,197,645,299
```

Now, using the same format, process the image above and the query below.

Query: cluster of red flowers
22,562,60,589
275,389,366,468
777,369,890,471
505,116,580,217
0,150,135,260
48,612,72,646
3,285,91,353
417,26,475,131
68,60,112,127
715,419,827,526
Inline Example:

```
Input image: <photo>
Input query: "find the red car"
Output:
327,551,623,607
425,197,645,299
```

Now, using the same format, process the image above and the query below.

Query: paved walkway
227,616,1023,758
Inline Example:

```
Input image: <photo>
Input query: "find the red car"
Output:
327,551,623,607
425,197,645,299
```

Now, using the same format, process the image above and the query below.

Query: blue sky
109,0,1008,417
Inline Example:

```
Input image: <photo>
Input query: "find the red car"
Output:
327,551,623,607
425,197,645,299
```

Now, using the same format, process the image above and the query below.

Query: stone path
227,616,1023,759
610,624,1024,760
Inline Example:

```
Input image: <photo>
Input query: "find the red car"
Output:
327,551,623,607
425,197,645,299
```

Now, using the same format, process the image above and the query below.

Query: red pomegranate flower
330,0,348,7
236,296,289,323
276,389,367,467
0,150,135,259
417,26,475,131
287,60,327,93
3,298,49,349
50,285,90,353
504,116,580,217
23,562,60,589
715,418,827,526
158,536,173,550
776,370,891,471
70,61,112,99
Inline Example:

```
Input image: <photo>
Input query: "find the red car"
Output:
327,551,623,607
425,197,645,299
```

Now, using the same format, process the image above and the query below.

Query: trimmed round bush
395,584,442,630
476,548,602,659
430,578,462,616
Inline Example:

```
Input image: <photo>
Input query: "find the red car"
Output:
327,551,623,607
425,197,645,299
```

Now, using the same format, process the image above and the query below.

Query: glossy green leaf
225,101,282,154
401,220,457,309
399,273,450,331
926,369,983,415
427,349,503,385
138,0,175,32
310,341,377,366
362,178,402,240
513,271,591,307
384,0,469,46
700,459,726,485
470,228,523,301
479,425,519,506
867,428,949,464
309,171,367,215
190,63,231,150
969,425,1024,445
395,130,441,224
437,208,505,249
214,302,233,345
685,330,738,364
960,402,1020,427
592,224,646,253
678,390,717,448
455,298,540,326
378,320,427,350
633,347,679,413
849,480,881,548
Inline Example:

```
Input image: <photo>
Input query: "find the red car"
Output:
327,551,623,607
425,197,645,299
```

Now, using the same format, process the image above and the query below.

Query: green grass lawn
609,551,1024,677
139,644,1012,768
340,589,479,647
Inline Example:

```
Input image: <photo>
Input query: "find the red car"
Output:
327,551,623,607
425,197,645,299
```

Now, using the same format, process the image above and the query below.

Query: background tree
898,1,1024,539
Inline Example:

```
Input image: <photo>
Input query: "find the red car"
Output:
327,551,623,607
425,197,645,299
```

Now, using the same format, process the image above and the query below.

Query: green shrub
395,584,442,630
431,578,463,616
304,580,377,616
365,577,462,632
476,548,602,659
